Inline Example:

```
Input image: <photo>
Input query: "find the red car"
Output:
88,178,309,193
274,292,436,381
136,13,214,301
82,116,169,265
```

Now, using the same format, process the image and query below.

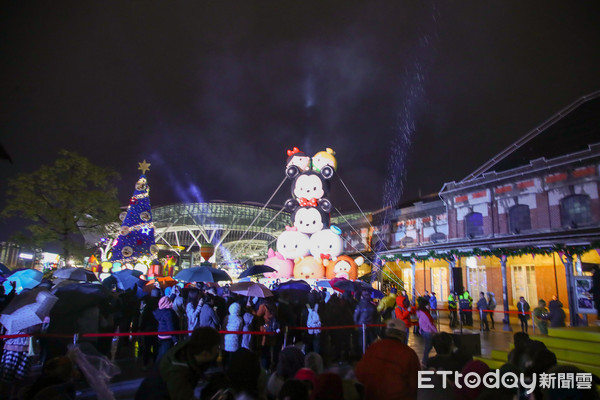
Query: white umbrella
230,281,273,298
0,287,58,332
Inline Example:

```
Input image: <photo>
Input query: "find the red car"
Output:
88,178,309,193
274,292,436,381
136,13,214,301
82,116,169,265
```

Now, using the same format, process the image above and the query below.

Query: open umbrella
315,280,332,289
2,268,43,294
102,269,145,291
53,267,99,282
174,265,232,283
238,265,276,279
230,281,273,298
0,287,58,331
143,276,178,292
330,278,373,294
0,263,10,275
51,282,111,315
273,279,311,293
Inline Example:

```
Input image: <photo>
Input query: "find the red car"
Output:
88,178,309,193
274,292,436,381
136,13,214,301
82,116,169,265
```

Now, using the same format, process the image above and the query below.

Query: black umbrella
273,279,311,293
238,265,276,279
53,267,99,282
174,265,232,283
51,282,111,315
102,269,145,291
331,278,373,294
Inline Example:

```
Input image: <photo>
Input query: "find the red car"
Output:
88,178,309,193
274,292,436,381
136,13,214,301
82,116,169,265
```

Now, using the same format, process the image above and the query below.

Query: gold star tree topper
138,160,151,175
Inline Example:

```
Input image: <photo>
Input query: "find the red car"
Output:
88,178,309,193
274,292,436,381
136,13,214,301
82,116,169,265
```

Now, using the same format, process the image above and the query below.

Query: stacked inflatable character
264,147,360,281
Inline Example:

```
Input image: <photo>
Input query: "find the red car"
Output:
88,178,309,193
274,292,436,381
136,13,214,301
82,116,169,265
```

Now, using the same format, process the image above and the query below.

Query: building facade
340,91,600,326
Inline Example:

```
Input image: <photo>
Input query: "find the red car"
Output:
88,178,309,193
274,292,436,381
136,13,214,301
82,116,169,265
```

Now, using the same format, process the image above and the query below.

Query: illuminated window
560,194,591,228
508,204,531,233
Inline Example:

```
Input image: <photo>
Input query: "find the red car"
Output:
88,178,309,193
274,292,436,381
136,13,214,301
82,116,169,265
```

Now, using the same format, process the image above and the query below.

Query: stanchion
283,326,288,348
362,324,366,355
73,333,79,344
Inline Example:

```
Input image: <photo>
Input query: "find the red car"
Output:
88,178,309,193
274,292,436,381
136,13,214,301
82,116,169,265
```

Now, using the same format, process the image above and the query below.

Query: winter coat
429,296,437,311
355,337,420,400
223,303,243,352
476,298,488,311
416,309,437,334
353,298,379,325
376,293,397,313
395,296,413,328
153,308,178,340
241,312,255,350
186,302,202,332
199,303,220,330
548,302,566,327
517,301,530,319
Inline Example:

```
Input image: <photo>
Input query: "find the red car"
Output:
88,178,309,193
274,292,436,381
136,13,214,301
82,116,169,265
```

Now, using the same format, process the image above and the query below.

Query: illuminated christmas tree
110,160,158,264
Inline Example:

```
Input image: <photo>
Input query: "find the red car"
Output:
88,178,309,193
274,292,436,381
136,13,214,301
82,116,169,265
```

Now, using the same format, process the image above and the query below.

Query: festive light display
109,161,159,264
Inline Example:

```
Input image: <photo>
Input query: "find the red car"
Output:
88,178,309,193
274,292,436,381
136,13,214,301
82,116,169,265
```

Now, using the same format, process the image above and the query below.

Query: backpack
306,304,321,335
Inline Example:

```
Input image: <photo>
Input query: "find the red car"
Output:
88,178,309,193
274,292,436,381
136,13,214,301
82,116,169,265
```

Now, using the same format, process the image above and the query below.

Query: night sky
2,1,600,241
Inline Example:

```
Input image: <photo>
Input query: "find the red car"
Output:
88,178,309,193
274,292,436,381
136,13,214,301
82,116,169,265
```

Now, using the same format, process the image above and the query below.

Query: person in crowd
301,291,322,354
23,355,78,400
486,292,497,330
278,379,309,400
139,289,161,369
153,296,179,360
448,292,458,328
266,346,305,399
525,340,558,400
454,360,490,400
313,372,345,400
426,332,472,372
241,306,256,351
459,290,473,326
376,287,397,320
532,299,549,335
185,289,203,334
416,296,437,364
294,368,316,398
325,293,354,362
423,290,431,304
394,293,413,345
507,332,531,373
429,292,438,319
222,302,243,367
548,295,566,327
170,285,186,331
476,292,489,331
517,296,530,333
0,323,44,399
0,281,16,314
225,348,267,399
355,319,420,400
304,352,324,375
199,293,220,330
256,297,280,371
353,290,379,351
135,327,221,400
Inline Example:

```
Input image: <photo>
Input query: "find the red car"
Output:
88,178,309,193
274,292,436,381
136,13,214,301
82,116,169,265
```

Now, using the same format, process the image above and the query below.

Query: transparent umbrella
0,287,58,331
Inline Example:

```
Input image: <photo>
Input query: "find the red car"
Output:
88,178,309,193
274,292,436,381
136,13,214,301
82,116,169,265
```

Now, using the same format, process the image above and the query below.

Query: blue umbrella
273,279,311,293
238,265,276,279
315,280,332,288
102,269,145,291
0,263,10,275
175,265,232,283
2,269,43,294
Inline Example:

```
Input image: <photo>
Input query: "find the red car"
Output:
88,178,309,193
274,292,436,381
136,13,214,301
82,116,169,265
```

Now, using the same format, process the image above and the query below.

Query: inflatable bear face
309,228,343,263
325,255,363,280
276,229,310,260
293,256,325,280
264,248,294,279
291,172,329,201
291,207,330,235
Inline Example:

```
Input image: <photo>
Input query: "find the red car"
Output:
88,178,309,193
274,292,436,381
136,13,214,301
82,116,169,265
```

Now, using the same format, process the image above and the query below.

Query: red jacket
355,337,420,400
395,296,413,327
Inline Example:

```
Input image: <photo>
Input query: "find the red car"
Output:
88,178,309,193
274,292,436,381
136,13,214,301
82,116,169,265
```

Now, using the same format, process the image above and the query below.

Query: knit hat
158,296,173,309
386,318,407,340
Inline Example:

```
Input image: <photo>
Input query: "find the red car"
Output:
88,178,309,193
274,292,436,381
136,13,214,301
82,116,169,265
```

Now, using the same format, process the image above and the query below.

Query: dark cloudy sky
2,1,600,240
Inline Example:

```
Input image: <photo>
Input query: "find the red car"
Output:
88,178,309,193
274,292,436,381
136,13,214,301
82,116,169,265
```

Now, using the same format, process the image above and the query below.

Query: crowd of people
0,275,596,400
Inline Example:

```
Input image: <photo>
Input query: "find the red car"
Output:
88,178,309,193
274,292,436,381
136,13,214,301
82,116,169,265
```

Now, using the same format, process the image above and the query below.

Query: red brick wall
533,192,550,230
591,197,600,223
498,212,508,234
549,204,562,228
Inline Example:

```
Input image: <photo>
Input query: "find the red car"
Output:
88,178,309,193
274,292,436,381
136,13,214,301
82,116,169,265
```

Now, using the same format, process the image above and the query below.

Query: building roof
463,90,600,182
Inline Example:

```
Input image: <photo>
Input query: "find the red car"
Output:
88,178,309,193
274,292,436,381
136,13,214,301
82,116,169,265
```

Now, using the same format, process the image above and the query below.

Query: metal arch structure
152,202,290,265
